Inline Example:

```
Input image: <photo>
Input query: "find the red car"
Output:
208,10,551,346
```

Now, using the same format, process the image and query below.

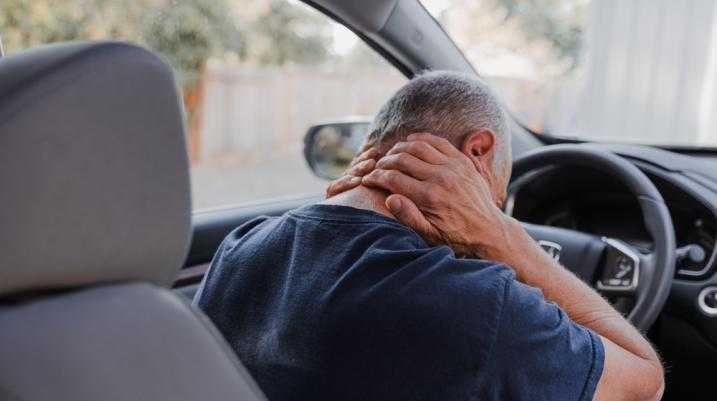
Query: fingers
350,147,379,167
348,158,376,176
325,158,376,198
375,152,436,181
407,132,462,157
325,175,361,198
362,169,430,203
387,140,446,165
385,194,440,243
356,140,373,155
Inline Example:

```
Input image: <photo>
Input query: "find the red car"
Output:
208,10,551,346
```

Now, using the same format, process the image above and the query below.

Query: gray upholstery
0,284,266,401
0,41,190,296
0,42,267,401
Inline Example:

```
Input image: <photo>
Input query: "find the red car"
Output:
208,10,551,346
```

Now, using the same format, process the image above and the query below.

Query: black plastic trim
185,195,322,267
301,0,414,77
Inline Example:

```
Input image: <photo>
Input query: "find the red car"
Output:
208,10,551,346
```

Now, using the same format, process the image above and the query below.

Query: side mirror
303,118,371,180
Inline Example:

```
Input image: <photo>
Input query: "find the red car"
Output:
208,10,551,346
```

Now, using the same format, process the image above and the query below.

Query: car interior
2,0,717,400
0,41,267,401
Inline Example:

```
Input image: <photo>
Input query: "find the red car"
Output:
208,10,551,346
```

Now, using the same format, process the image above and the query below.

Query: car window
424,0,717,148
2,0,406,211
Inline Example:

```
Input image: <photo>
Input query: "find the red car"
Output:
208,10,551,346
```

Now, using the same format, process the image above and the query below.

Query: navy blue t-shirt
196,204,604,401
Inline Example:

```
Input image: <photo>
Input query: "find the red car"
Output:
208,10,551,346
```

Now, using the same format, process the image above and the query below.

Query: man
196,71,664,401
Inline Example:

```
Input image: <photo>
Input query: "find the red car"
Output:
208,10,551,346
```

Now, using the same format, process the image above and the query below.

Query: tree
0,0,244,161
441,0,588,75
141,0,244,85
0,0,338,160
250,0,332,66
494,0,587,68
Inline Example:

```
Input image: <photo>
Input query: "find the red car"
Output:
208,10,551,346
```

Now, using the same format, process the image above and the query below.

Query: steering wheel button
601,252,635,286
596,238,640,292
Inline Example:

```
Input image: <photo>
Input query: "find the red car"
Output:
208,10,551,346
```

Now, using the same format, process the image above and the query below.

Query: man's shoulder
335,251,516,363
213,203,518,303
216,214,280,249
343,243,517,319
217,204,423,249
382,250,515,302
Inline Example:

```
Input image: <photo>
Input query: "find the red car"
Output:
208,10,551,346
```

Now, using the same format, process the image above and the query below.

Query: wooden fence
196,63,405,164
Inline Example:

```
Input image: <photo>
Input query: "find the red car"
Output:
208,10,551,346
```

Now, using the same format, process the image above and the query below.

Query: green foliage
140,0,244,85
0,0,335,86
251,0,332,66
493,0,586,67
0,0,242,85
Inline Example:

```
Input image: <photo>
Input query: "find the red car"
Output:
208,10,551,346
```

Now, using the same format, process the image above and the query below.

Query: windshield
424,0,717,148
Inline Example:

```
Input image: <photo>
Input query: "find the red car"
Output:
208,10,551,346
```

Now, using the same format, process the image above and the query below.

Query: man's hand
364,133,664,401
361,133,513,258
325,146,379,198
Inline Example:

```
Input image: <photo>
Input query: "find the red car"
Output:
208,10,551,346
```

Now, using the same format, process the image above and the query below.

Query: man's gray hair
366,71,511,175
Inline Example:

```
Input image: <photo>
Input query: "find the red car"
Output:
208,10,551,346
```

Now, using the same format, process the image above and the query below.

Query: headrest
0,42,191,296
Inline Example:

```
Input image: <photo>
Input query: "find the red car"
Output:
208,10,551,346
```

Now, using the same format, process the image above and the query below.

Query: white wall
567,0,717,146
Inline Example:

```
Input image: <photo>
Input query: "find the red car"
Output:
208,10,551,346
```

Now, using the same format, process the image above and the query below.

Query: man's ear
460,129,506,207
460,129,496,171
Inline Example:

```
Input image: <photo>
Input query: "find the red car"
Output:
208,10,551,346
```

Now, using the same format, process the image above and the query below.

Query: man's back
196,204,603,401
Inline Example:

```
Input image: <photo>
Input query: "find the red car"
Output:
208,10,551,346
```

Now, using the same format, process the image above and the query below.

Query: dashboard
508,165,717,278
507,143,717,366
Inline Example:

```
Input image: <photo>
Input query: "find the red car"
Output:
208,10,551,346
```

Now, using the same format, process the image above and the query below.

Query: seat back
0,42,267,401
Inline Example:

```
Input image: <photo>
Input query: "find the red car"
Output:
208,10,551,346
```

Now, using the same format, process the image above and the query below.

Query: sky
421,0,450,15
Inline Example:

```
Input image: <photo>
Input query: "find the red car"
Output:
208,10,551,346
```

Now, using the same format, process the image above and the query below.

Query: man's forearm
355,132,665,399
482,216,661,366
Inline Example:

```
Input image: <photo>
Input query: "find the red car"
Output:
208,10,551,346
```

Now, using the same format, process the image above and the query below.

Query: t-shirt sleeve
490,277,604,401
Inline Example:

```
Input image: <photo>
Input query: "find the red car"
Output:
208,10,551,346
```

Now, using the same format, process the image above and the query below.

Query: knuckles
364,169,390,186
356,159,376,174
394,152,412,167
434,136,453,148
422,185,444,207
383,170,402,186
376,152,413,172
377,154,400,169
407,141,431,155
433,170,449,186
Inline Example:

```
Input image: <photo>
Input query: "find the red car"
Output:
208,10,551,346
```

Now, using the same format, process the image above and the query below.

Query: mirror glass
304,120,370,179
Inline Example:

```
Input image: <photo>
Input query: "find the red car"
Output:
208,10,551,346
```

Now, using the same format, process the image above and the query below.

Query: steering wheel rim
511,144,676,330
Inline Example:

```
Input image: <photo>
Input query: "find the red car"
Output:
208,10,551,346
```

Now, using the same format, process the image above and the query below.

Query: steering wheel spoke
523,222,606,284
595,238,643,297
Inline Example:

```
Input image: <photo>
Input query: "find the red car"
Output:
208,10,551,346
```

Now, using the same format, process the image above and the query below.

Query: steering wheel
510,144,676,330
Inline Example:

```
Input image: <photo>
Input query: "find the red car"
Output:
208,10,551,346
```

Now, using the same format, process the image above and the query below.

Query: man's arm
360,133,664,401
492,219,664,401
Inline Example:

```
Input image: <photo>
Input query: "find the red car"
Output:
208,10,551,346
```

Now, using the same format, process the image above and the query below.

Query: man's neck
320,185,395,219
